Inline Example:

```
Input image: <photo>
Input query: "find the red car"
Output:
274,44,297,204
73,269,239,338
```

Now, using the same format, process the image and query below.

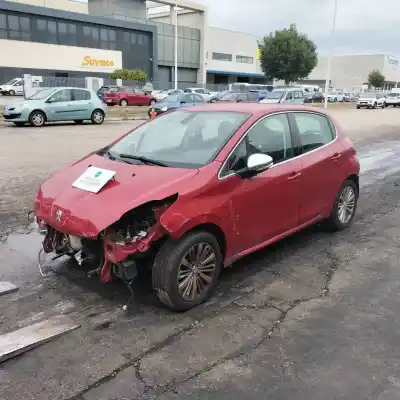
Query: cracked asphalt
0,108,400,400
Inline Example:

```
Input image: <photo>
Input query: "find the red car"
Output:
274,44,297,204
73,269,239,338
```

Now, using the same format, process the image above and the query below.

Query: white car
384,92,400,107
183,87,212,102
154,89,182,102
0,78,24,96
356,93,386,109
327,92,345,102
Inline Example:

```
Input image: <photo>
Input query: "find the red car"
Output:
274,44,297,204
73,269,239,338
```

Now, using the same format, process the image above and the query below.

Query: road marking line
0,282,18,296
0,315,80,363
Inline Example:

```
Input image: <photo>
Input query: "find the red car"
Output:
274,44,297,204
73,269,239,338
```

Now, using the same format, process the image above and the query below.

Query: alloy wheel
92,111,104,124
177,242,217,302
337,186,356,224
32,113,44,126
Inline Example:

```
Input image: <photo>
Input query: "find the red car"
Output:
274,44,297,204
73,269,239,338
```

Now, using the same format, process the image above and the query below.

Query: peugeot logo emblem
56,209,63,222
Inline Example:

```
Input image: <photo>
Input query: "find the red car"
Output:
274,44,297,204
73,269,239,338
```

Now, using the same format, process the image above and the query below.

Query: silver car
2,87,108,127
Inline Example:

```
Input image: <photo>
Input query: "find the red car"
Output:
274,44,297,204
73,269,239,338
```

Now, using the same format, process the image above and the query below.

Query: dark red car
34,104,360,311
103,86,156,106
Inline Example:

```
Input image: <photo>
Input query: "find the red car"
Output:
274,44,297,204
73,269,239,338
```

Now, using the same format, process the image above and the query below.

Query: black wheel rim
177,242,217,302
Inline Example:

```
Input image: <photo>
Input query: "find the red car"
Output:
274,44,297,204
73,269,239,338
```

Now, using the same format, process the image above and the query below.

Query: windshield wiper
119,154,169,167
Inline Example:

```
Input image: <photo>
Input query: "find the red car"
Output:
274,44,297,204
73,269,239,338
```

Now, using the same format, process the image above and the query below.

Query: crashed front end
34,195,178,283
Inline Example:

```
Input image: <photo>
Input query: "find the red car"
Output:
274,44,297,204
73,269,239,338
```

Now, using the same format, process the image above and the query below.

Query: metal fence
30,77,230,93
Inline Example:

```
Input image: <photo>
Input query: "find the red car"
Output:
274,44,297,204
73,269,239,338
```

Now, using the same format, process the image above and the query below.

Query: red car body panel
34,103,360,271
103,88,154,106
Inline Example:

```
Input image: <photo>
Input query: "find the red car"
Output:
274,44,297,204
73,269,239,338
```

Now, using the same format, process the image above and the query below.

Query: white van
0,78,24,96
259,88,305,105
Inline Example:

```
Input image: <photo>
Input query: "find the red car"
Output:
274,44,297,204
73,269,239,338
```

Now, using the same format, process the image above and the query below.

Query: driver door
219,113,302,254
45,89,74,121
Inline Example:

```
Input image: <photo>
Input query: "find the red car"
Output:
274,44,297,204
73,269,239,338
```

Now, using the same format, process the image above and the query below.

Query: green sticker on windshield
94,171,102,178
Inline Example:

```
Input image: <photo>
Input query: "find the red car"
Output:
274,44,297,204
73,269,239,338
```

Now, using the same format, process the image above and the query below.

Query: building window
0,13,6,38
212,52,232,62
236,55,253,64
58,22,77,45
6,14,30,41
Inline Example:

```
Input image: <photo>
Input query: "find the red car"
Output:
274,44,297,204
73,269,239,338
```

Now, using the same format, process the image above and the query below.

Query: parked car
2,87,107,127
0,77,24,96
210,90,234,102
304,91,324,104
384,92,400,107
356,93,386,109
214,92,260,103
34,103,360,311
103,86,156,106
154,89,183,102
327,92,345,102
183,87,213,102
260,88,305,105
97,85,119,100
148,92,205,117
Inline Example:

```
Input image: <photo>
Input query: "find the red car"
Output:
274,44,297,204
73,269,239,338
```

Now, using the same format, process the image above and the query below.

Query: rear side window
73,89,90,100
291,112,335,153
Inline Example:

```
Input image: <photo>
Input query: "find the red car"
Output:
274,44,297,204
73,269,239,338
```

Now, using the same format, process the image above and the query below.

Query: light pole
324,0,338,109
174,0,178,90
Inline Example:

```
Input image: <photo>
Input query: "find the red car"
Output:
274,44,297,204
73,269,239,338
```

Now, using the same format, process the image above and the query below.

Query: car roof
182,103,331,117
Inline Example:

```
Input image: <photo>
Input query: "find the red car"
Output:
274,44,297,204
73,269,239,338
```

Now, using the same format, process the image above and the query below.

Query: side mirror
180,100,186,104
238,153,273,178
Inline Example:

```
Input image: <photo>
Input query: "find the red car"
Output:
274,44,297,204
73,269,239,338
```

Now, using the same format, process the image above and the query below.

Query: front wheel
152,231,222,311
91,109,104,125
119,99,128,107
29,110,46,127
356,106,360,109
9,90,15,96
324,179,358,231
373,102,377,109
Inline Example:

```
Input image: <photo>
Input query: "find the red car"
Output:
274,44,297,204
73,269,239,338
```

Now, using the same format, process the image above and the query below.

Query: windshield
107,111,251,168
4,79,19,85
27,88,56,100
264,91,284,99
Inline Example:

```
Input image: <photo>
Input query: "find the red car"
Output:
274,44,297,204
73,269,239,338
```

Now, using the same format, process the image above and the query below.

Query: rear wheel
324,179,358,231
29,110,46,127
91,109,104,125
373,102,377,109
356,106,360,109
119,99,128,107
152,231,222,311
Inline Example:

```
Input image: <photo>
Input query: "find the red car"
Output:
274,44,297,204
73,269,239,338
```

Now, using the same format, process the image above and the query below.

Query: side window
221,140,248,176
285,91,293,100
184,94,195,103
73,89,91,101
49,89,72,102
294,91,303,99
247,114,293,164
126,88,134,93
247,92,259,101
184,89,191,93
134,88,145,94
292,112,334,153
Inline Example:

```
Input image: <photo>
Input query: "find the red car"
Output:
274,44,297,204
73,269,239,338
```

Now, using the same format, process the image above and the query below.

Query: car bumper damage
34,195,178,283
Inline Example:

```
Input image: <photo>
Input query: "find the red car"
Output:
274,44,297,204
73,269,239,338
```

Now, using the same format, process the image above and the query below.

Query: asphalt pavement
0,107,400,400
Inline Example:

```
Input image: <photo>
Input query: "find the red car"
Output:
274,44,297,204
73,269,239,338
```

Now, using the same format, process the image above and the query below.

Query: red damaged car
34,103,360,311
103,86,156,107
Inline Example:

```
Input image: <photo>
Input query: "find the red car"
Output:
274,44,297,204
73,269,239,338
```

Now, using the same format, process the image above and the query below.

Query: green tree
110,68,148,81
368,69,385,88
259,24,318,84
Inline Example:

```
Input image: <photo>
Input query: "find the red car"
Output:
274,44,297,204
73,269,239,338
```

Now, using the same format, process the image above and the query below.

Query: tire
74,120,84,124
373,102,377,109
13,122,25,127
356,106,360,109
91,109,104,125
29,110,46,127
152,231,222,312
324,179,358,231
119,99,128,107
149,99,156,106
382,102,386,108
9,90,15,96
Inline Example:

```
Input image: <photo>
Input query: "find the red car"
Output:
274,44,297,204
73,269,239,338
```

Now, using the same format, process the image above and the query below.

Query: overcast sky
191,0,398,56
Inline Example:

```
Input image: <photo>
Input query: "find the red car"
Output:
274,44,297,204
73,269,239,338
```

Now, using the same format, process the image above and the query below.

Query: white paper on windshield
72,166,116,193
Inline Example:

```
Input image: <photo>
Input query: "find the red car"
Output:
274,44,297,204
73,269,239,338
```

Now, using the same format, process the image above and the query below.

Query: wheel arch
345,174,359,194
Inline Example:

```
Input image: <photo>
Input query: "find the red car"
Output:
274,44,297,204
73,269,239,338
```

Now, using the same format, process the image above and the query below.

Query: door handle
331,153,342,161
287,171,302,181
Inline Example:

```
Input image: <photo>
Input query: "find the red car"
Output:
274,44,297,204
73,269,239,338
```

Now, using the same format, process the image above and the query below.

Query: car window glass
134,88,145,94
73,89,90,101
292,112,334,153
285,91,293,100
237,94,247,101
49,89,72,102
184,89,192,93
184,94,195,103
247,92,259,101
126,87,134,93
294,91,303,99
222,140,248,175
194,94,204,103
247,114,293,164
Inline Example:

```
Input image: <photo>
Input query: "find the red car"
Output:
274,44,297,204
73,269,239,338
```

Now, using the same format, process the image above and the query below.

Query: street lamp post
174,0,178,90
324,0,338,109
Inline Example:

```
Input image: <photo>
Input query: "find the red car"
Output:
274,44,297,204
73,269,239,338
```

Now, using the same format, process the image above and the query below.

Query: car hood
154,102,181,110
358,97,377,101
35,153,199,236
3,100,42,109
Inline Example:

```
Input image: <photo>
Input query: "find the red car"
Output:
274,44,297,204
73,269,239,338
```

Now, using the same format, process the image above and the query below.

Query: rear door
125,87,136,105
193,93,205,105
71,89,92,120
288,111,344,224
45,89,74,121
133,88,150,105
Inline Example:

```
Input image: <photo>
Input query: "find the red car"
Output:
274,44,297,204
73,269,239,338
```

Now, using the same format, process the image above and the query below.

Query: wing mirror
238,153,273,178
180,100,186,104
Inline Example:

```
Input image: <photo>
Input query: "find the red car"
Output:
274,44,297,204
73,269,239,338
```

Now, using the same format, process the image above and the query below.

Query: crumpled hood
35,153,199,237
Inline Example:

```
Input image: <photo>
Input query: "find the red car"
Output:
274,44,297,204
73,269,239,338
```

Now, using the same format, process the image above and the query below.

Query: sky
189,0,400,56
